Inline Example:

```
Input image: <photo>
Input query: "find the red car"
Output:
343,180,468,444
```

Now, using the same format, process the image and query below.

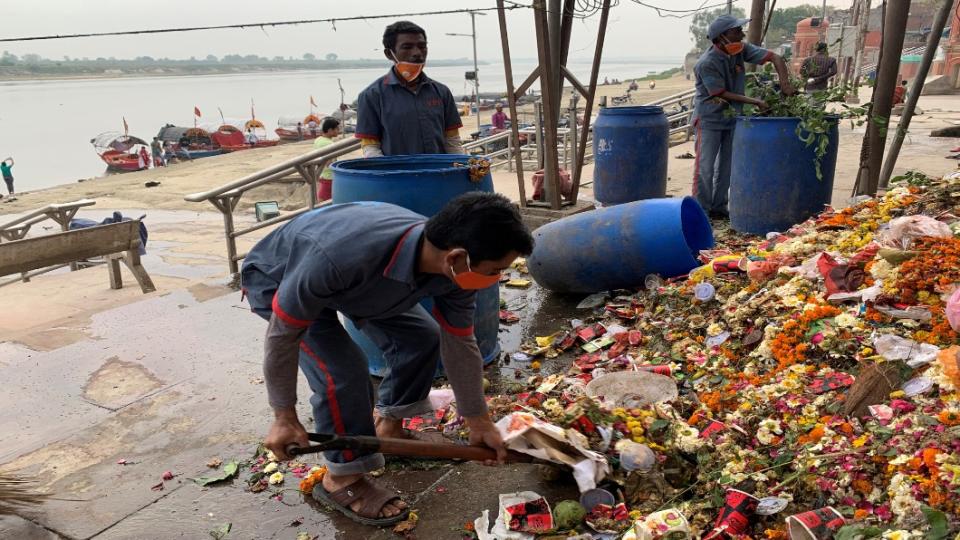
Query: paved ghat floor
0,210,580,539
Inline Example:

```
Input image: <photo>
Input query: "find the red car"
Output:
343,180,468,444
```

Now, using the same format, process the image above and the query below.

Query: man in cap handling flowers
691,14,797,220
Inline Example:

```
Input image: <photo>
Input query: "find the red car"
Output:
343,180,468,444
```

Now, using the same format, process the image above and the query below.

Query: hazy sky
1,1,853,63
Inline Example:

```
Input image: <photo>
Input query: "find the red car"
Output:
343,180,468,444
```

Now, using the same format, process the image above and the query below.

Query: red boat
91,132,150,172
212,120,280,152
275,114,323,142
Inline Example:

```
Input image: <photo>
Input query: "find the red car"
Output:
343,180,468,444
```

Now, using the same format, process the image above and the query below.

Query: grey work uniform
355,69,463,155
241,202,486,475
691,42,772,214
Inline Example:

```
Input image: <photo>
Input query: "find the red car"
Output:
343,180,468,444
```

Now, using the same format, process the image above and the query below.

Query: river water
0,58,677,192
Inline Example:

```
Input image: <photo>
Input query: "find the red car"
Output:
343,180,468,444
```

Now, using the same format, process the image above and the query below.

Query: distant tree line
0,51,474,76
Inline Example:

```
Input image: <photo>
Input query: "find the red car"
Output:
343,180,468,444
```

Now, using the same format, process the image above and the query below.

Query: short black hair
383,21,427,51
321,117,340,133
816,42,828,52
426,192,533,262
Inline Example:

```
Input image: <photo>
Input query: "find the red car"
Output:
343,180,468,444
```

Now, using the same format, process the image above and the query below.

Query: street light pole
447,11,486,134
471,11,481,133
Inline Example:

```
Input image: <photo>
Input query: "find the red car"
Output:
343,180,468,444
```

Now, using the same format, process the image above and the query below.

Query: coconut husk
842,362,906,418
0,473,48,515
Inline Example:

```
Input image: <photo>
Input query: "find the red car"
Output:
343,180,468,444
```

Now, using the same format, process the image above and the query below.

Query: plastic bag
946,287,960,332
878,215,953,250
873,334,939,367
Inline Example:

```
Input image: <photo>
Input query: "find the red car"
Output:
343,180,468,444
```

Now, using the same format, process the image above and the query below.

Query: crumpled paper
495,412,609,492
946,287,960,332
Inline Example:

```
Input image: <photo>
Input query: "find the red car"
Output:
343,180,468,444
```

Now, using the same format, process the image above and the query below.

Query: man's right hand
265,408,309,461
754,99,770,112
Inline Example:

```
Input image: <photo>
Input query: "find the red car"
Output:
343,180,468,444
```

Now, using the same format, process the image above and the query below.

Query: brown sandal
312,475,409,526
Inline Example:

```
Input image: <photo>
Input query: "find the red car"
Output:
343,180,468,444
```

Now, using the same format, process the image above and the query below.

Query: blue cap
707,14,751,41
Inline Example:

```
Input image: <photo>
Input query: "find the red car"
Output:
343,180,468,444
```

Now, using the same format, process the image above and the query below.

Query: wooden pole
534,0,562,209
747,0,766,45
570,0,611,203
878,0,954,189
496,0,529,206
859,0,911,196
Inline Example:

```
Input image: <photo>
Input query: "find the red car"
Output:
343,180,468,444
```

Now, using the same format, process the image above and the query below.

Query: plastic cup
694,282,716,302
579,488,615,512
786,507,845,540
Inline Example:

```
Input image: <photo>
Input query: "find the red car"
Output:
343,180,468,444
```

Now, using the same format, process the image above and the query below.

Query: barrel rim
331,153,478,176
599,105,665,116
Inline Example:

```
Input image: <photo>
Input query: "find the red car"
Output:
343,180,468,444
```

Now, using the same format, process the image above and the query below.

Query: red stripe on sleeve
272,292,312,328
354,133,381,140
432,305,474,338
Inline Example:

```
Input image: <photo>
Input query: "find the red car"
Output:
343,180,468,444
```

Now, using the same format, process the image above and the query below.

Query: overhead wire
628,0,742,19
0,5,528,43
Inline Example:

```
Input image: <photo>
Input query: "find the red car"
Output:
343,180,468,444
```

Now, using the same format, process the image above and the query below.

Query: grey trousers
692,121,733,214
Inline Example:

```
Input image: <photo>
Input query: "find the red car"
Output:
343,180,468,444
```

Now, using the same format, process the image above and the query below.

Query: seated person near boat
355,21,464,157
491,103,509,131
245,129,259,146
313,117,342,201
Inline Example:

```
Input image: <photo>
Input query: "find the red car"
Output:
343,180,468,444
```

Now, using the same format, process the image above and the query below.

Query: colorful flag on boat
309,95,317,107
122,116,129,135
194,106,202,118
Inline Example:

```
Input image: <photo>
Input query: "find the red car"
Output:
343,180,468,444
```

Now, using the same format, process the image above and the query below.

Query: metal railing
184,138,361,274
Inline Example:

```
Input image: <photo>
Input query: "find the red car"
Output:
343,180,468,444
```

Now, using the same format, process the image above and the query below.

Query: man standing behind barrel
691,15,796,220
355,21,464,157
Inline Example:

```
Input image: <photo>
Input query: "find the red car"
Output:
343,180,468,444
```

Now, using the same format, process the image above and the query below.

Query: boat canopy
90,132,148,153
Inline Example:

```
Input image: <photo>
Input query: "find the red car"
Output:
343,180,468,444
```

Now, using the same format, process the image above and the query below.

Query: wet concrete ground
0,218,585,539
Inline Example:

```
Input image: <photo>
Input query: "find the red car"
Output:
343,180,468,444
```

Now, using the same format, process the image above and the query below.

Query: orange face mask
391,52,424,82
722,40,744,55
448,253,501,290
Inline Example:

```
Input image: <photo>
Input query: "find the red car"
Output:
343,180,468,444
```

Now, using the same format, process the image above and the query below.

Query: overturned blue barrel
528,197,714,294
331,154,499,376
592,106,669,206
730,116,839,235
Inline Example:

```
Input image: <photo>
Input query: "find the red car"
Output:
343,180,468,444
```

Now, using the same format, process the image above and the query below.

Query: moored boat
275,114,323,142
157,125,223,160
91,132,150,172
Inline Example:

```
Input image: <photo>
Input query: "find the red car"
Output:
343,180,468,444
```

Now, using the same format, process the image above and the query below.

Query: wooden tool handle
377,437,532,463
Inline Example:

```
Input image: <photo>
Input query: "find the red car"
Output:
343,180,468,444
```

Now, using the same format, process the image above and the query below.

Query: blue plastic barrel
528,197,714,293
729,116,839,235
331,154,500,376
592,106,669,205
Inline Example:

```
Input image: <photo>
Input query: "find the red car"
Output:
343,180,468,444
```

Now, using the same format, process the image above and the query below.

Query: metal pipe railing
184,138,361,274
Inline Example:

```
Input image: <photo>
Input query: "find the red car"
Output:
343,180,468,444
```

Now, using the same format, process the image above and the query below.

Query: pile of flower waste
472,174,960,539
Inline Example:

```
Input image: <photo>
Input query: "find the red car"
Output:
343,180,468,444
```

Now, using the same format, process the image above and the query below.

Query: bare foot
321,472,407,519
373,413,407,439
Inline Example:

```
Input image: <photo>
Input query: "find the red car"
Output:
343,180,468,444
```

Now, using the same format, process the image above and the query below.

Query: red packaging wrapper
556,332,577,351
635,364,673,376
713,258,746,273
402,408,447,431
505,496,554,533
700,419,726,438
703,489,759,540
608,343,627,359
576,326,597,342
628,330,643,346
786,507,845,540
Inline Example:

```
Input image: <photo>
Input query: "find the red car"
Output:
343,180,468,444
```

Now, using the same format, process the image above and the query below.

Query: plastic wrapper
946,287,960,332
878,215,953,249
873,334,940,367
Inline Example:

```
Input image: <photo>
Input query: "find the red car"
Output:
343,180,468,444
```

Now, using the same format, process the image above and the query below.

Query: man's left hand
781,82,798,97
464,414,507,464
